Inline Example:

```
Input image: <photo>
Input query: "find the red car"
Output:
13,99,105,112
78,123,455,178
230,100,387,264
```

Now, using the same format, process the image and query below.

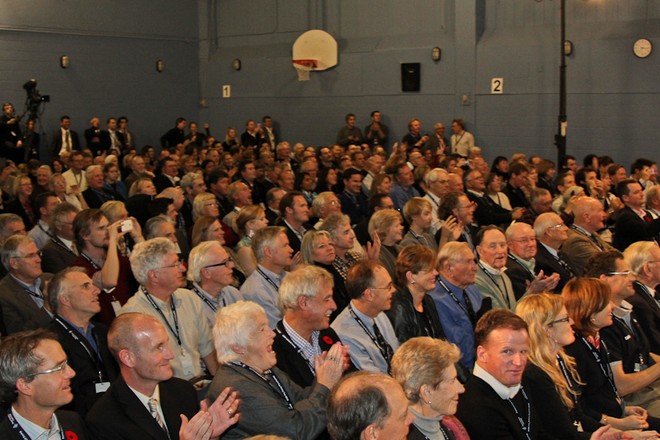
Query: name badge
95,382,111,393
624,335,631,341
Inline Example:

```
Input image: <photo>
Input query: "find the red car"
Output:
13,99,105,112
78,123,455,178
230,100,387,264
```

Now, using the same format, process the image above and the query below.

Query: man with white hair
624,241,660,354
533,212,575,293
312,191,342,229
179,172,206,227
120,237,218,380
504,222,560,300
186,241,241,328
361,154,385,195
423,168,450,234
274,265,350,387
240,226,293,328
561,196,613,275
646,185,660,219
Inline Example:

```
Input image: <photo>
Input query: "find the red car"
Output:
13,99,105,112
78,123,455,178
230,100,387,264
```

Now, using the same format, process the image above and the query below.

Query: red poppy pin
65,431,79,440
322,335,334,345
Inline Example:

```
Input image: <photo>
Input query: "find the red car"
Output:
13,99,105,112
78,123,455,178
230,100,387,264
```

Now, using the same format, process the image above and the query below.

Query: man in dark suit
339,168,369,227
153,157,180,193
274,265,350,388
613,179,660,251
624,241,660,355
504,222,559,300
465,169,524,227
46,267,119,415
86,312,239,440
0,329,87,439
276,190,310,255
0,235,52,335
456,309,548,439
41,202,79,274
262,115,278,148
533,212,575,293
51,115,81,159
504,162,532,209
99,117,126,153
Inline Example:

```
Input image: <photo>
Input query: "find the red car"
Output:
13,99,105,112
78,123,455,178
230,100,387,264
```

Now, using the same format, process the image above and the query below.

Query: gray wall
2,1,657,166
0,0,200,160
200,0,660,164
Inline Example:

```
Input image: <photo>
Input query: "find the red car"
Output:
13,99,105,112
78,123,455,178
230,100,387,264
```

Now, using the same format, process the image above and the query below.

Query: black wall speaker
401,63,421,92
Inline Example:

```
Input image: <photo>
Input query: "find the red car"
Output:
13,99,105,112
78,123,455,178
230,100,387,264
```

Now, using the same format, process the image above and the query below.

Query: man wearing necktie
86,313,239,440
332,261,399,374
52,115,80,160
533,212,576,293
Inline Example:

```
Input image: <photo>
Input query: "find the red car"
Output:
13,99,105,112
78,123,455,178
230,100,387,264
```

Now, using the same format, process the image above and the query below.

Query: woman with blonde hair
49,172,88,210
235,204,268,277
300,230,349,318
391,337,470,440
562,278,657,434
368,208,403,279
192,192,220,222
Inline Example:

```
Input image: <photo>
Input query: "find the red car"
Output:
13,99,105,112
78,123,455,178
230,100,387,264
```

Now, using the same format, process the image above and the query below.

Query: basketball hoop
292,59,318,81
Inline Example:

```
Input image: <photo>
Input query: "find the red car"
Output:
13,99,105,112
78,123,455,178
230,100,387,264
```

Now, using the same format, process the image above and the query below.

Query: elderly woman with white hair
391,337,470,440
187,240,241,328
207,301,346,439
82,164,119,209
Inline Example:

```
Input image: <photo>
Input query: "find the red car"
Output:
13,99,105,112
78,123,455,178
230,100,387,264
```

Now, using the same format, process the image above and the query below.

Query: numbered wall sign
491,78,503,94
222,85,231,98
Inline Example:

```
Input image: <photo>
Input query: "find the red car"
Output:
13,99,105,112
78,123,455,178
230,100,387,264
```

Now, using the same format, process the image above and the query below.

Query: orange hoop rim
292,59,318,69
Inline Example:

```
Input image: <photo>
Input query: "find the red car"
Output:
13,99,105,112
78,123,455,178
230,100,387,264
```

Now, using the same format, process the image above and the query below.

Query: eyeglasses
370,282,394,291
604,271,635,277
329,200,340,206
13,251,42,259
457,202,476,210
26,360,69,378
205,202,218,207
204,258,233,269
547,223,567,230
549,316,570,326
156,260,183,270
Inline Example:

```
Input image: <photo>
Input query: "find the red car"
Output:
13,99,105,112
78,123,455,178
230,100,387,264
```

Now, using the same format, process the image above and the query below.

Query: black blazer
612,206,660,251
522,363,595,440
5,198,35,230
273,320,346,388
534,243,574,293
505,254,535,301
0,273,52,335
85,376,198,440
47,317,119,416
153,173,176,194
0,410,88,439
275,217,310,255
629,281,660,354
564,333,623,421
51,129,81,156
504,184,530,209
467,190,513,227
41,237,78,274
456,374,551,440
385,287,446,344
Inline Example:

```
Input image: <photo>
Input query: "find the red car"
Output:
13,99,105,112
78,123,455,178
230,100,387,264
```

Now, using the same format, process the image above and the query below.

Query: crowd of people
0,108,659,439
